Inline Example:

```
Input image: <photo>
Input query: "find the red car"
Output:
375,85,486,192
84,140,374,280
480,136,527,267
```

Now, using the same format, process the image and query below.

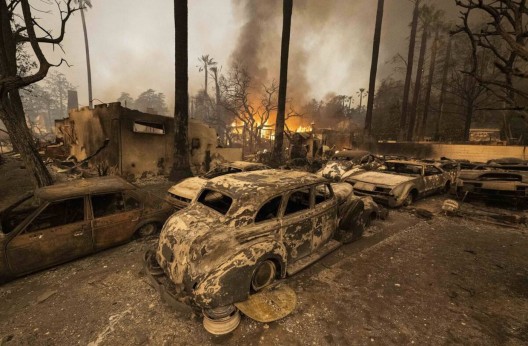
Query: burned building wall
66,104,120,168
62,103,234,178
119,109,174,177
368,142,528,162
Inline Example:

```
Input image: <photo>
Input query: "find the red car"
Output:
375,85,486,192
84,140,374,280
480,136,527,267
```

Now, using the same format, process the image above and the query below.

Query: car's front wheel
251,260,277,291
136,223,158,238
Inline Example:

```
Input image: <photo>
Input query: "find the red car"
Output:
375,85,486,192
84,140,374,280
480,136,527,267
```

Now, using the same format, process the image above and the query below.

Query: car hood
349,171,416,187
167,177,207,200
157,203,237,284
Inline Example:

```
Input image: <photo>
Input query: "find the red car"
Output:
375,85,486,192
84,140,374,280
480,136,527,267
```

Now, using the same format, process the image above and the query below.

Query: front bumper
457,183,528,199
143,250,195,315
353,189,400,208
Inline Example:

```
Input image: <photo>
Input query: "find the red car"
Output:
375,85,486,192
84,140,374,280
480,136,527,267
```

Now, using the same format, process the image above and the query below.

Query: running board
286,240,342,276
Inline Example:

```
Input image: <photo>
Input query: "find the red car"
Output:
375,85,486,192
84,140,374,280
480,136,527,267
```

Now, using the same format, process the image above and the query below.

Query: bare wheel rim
138,223,156,237
203,309,241,335
251,260,276,291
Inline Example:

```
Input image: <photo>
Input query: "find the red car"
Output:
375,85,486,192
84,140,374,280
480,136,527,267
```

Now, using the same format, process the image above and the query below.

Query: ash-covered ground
0,158,527,345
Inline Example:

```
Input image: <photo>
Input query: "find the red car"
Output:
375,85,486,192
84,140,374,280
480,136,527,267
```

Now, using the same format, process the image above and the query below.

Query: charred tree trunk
0,0,53,187
434,34,452,141
407,21,429,141
0,91,53,187
419,26,440,140
364,0,384,139
272,0,293,166
170,0,192,181
399,0,421,141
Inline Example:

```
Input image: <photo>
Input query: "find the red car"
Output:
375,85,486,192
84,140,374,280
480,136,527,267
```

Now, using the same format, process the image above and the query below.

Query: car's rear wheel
203,305,241,335
251,260,277,292
136,223,157,238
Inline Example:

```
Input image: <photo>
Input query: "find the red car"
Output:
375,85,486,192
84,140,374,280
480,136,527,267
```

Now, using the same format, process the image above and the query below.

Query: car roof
226,161,269,170
386,159,440,167
35,176,136,201
333,150,370,159
205,169,325,203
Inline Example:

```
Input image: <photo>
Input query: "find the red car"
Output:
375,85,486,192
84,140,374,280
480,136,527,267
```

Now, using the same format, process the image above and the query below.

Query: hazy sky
39,0,459,110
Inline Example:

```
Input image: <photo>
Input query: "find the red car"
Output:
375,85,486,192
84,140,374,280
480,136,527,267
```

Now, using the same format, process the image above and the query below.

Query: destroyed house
55,103,223,177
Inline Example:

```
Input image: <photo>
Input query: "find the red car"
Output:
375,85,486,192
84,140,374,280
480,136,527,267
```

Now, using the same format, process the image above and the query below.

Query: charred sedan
456,169,528,201
145,170,366,334
346,160,454,207
0,176,173,283
166,161,270,209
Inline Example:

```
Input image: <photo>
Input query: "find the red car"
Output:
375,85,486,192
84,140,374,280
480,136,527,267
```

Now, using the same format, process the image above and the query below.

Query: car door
90,191,142,250
312,184,338,250
423,165,446,194
281,188,314,262
6,196,92,275
237,196,283,243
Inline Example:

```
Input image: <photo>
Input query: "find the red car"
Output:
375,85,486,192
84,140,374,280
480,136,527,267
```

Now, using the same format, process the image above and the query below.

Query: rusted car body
0,176,173,283
456,168,528,201
166,161,269,209
145,170,366,332
317,150,382,181
346,160,455,207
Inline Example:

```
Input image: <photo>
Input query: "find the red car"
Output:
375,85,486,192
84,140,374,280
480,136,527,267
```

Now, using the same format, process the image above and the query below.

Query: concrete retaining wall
369,142,528,162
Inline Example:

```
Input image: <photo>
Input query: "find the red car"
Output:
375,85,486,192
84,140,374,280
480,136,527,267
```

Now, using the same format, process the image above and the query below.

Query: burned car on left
0,176,173,283
144,170,370,334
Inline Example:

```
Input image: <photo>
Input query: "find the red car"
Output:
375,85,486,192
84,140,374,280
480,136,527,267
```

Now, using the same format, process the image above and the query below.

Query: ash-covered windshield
197,189,233,215
385,163,422,176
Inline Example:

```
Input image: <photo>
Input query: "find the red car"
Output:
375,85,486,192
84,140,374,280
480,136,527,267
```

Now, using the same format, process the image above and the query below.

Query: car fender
192,240,287,309
392,182,416,202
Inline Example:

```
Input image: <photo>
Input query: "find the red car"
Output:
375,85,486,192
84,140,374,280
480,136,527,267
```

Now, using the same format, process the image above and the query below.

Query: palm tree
272,0,293,166
434,33,453,141
364,0,385,139
75,0,93,108
418,13,445,140
197,55,217,96
406,4,434,141
399,0,421,141
170,0,192,181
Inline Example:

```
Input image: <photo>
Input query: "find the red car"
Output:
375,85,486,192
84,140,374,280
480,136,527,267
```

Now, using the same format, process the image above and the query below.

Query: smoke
228,0,459,113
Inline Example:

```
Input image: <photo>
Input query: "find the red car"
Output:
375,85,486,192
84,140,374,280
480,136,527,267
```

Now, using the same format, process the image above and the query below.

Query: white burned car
145,170,369,334
165,161,269,209
346,160,455,207
317,150,382,181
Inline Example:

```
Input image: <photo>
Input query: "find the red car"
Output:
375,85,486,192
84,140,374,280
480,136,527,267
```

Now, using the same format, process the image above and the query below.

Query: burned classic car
144,170,367,334
346,160,455,207
456,168,528,202
166,161,270,209
0,176,173,283
317,150,382,181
